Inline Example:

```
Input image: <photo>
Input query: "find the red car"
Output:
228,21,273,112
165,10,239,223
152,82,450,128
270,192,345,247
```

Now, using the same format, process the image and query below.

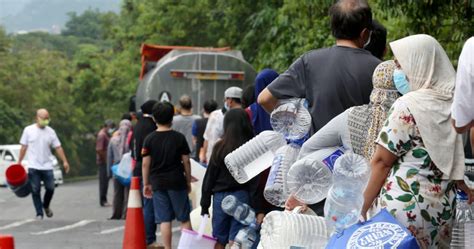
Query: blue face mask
393,69,410,95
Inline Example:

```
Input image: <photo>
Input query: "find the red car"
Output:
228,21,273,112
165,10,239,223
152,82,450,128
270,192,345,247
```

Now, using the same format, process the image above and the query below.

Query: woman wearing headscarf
361,34,473,248
297,60,400,160
249,69,279,135
107,119,132,219
285,60,400,211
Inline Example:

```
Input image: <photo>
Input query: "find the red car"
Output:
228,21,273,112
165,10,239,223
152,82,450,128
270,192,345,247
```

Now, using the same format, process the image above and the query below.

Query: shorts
212,190,250,245
152,189,191,224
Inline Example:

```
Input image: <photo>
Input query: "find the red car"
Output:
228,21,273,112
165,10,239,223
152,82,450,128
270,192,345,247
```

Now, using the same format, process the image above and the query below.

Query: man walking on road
18,108,70,220
96,119,115,207
173,95,200,158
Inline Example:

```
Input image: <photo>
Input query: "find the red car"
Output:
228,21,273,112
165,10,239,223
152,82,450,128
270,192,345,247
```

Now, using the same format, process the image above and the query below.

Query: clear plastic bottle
451,190,474,248
232,223,259,249
260,211,329,249
324,153,370,233
264,143,301,207
270,98,311,140
286,147,344,204
225,130,286,184
221,195,256,225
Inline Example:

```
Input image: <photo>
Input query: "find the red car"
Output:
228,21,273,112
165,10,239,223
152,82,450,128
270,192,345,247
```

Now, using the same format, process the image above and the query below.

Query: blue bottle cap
456,189,468,201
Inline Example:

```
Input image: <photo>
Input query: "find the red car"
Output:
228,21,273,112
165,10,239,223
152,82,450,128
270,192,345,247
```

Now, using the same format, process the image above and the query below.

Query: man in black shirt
142,102,192,249
131,100,158,247
258,0,381,216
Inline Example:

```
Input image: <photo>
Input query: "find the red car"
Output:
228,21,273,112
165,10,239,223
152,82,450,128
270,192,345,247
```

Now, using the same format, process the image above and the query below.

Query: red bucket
6,164,28,187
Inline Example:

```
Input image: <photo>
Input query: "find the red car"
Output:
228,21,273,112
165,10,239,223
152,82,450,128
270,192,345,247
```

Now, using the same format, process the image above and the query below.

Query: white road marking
31,220,95,235
0,219,35,230
96,225,125,235
156,227,181,236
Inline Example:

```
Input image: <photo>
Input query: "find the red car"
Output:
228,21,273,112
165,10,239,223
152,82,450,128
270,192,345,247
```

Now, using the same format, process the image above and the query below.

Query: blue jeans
28,169,55,217
212,190,250,245
152,189,191,223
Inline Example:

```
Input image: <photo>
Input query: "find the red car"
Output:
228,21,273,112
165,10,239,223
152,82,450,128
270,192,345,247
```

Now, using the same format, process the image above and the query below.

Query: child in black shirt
142,102,192,249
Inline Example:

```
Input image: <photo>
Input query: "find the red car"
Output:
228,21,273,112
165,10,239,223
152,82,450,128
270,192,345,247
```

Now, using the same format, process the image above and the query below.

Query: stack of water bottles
225,98,311,207
286,147,345,205
221,195,259,249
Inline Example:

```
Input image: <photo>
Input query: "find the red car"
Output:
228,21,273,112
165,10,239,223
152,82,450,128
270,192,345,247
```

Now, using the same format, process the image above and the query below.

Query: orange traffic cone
0,234,14,249
123,177,146,249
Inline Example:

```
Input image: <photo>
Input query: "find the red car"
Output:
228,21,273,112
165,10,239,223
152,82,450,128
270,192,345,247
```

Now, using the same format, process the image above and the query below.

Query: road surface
0,179,182,249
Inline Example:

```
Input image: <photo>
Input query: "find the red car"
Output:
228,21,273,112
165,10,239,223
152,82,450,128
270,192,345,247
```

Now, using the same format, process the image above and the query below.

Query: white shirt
203,109,224,162
452,37,474,127
19,124,61,170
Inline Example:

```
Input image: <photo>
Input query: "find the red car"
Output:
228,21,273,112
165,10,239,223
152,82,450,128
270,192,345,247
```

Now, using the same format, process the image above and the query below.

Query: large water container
264,143,301,207
323,153,370,233
260,211,329,249
270,98,311,141
286,147,344,204
225,131,286,184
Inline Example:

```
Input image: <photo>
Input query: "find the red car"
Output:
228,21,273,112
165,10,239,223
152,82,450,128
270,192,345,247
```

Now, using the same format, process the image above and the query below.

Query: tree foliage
0,0,472,176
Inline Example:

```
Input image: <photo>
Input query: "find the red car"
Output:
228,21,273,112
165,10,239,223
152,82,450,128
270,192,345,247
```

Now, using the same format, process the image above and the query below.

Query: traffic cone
0,234,14,249
123,177,146,249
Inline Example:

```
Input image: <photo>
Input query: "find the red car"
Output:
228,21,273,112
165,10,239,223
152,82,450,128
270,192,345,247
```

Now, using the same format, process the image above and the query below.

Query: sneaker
36,215,43,220
44,208,53,218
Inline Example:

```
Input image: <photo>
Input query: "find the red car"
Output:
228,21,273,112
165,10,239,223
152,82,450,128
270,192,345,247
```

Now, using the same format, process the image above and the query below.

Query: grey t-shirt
268,46,381,134
173,114,200,157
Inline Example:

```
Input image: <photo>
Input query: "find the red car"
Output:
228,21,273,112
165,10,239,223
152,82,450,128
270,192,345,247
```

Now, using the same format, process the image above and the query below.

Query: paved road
0,179,181,249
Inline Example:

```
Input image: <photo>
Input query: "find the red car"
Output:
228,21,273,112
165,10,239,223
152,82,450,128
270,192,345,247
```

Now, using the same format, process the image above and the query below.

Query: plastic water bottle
231,223,259,249
264,143,301,207
270,98,311,140
225,131,287,184
324,153,370,233
221,195,256,225
451,190,474,248
286,147,344,204
260,211,329,248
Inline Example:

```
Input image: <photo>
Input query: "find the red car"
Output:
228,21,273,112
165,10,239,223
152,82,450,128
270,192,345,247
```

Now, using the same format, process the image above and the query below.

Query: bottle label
267,154,283,186
322,149,344,172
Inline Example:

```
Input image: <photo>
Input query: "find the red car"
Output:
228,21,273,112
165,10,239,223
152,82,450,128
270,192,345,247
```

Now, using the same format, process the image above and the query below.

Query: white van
0,144,64,186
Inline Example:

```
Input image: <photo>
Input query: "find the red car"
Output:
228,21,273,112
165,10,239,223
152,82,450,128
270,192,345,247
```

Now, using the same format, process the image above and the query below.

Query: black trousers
98,163,109,205
110,178,129,219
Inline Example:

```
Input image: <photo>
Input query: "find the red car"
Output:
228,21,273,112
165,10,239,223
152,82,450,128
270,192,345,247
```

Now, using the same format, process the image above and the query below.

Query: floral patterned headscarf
347,60,400,160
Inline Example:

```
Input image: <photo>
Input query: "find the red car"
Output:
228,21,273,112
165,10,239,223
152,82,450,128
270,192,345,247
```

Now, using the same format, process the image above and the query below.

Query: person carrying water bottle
18,108,70,220
200,108,259,249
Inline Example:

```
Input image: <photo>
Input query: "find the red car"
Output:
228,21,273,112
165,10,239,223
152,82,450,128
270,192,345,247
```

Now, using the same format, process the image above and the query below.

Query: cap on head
141,100,158,114
224,86,243,99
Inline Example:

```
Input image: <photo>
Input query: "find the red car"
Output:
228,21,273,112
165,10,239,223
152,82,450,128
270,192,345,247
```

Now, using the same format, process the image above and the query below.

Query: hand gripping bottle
225,130,286,184
264,143,301,207
270,98,312,141
324,153,370,233
286,147,344,204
